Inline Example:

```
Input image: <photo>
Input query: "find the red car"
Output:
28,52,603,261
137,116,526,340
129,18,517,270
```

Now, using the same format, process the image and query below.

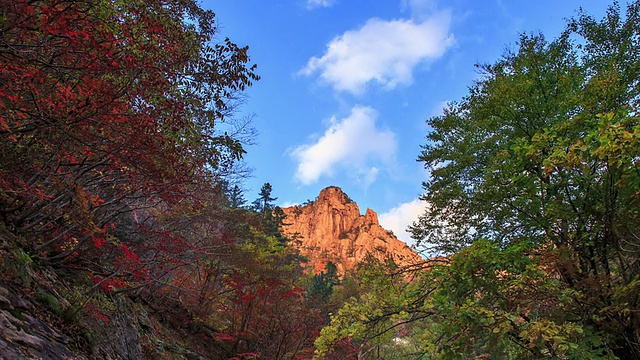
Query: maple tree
215,233,322,359
0,0,257,279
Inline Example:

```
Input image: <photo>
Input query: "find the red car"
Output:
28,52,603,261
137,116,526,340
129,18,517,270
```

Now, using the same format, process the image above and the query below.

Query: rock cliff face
282,186,421,274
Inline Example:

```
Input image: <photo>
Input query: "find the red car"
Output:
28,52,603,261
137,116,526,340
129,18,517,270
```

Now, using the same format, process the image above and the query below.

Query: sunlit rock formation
281,186,421,274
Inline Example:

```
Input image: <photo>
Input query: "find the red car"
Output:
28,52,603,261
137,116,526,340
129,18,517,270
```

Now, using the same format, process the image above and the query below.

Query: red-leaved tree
0,0,258,280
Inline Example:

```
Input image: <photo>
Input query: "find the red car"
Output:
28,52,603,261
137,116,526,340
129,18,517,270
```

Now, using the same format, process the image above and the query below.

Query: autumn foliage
0,0,256,262
0,0,328,358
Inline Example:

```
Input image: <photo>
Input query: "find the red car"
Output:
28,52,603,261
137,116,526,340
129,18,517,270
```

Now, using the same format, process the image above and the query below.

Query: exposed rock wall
282,186,421,274
0,283,88,360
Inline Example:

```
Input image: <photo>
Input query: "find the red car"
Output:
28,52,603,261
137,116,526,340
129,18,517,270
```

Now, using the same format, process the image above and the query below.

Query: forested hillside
1,0,639,359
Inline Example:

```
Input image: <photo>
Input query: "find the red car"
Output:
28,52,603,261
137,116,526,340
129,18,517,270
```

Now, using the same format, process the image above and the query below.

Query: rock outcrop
282,186,421,274
0,283,88,360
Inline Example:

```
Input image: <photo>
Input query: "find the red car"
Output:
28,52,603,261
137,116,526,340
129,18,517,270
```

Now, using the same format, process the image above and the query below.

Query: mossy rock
36,291,63,316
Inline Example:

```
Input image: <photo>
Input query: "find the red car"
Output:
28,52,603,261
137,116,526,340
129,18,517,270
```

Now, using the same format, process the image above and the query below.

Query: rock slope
282,186,421,274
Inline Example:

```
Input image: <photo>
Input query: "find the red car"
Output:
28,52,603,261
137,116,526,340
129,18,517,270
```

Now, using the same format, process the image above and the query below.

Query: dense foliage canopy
0,0,258,264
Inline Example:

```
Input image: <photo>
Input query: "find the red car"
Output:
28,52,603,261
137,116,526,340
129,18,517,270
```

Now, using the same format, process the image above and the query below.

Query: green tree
307,261,340,303
314,257,435,359
227,185,247,208
411,1,640,358
252,182,290,243
253,182,277,213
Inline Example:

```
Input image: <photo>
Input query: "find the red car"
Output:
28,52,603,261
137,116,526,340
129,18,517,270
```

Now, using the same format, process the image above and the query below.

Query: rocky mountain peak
317,186,353,205
282,186,421,274
364,208,378,224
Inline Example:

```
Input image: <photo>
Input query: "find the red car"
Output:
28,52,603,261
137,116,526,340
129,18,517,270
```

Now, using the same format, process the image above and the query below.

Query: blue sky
204,0,619,246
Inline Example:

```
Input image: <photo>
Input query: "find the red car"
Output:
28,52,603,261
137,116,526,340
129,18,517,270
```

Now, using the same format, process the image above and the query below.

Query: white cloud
290,106,396,185
379,199,428,247
306,0,335,9
280,201,299,208
299,12,454,94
